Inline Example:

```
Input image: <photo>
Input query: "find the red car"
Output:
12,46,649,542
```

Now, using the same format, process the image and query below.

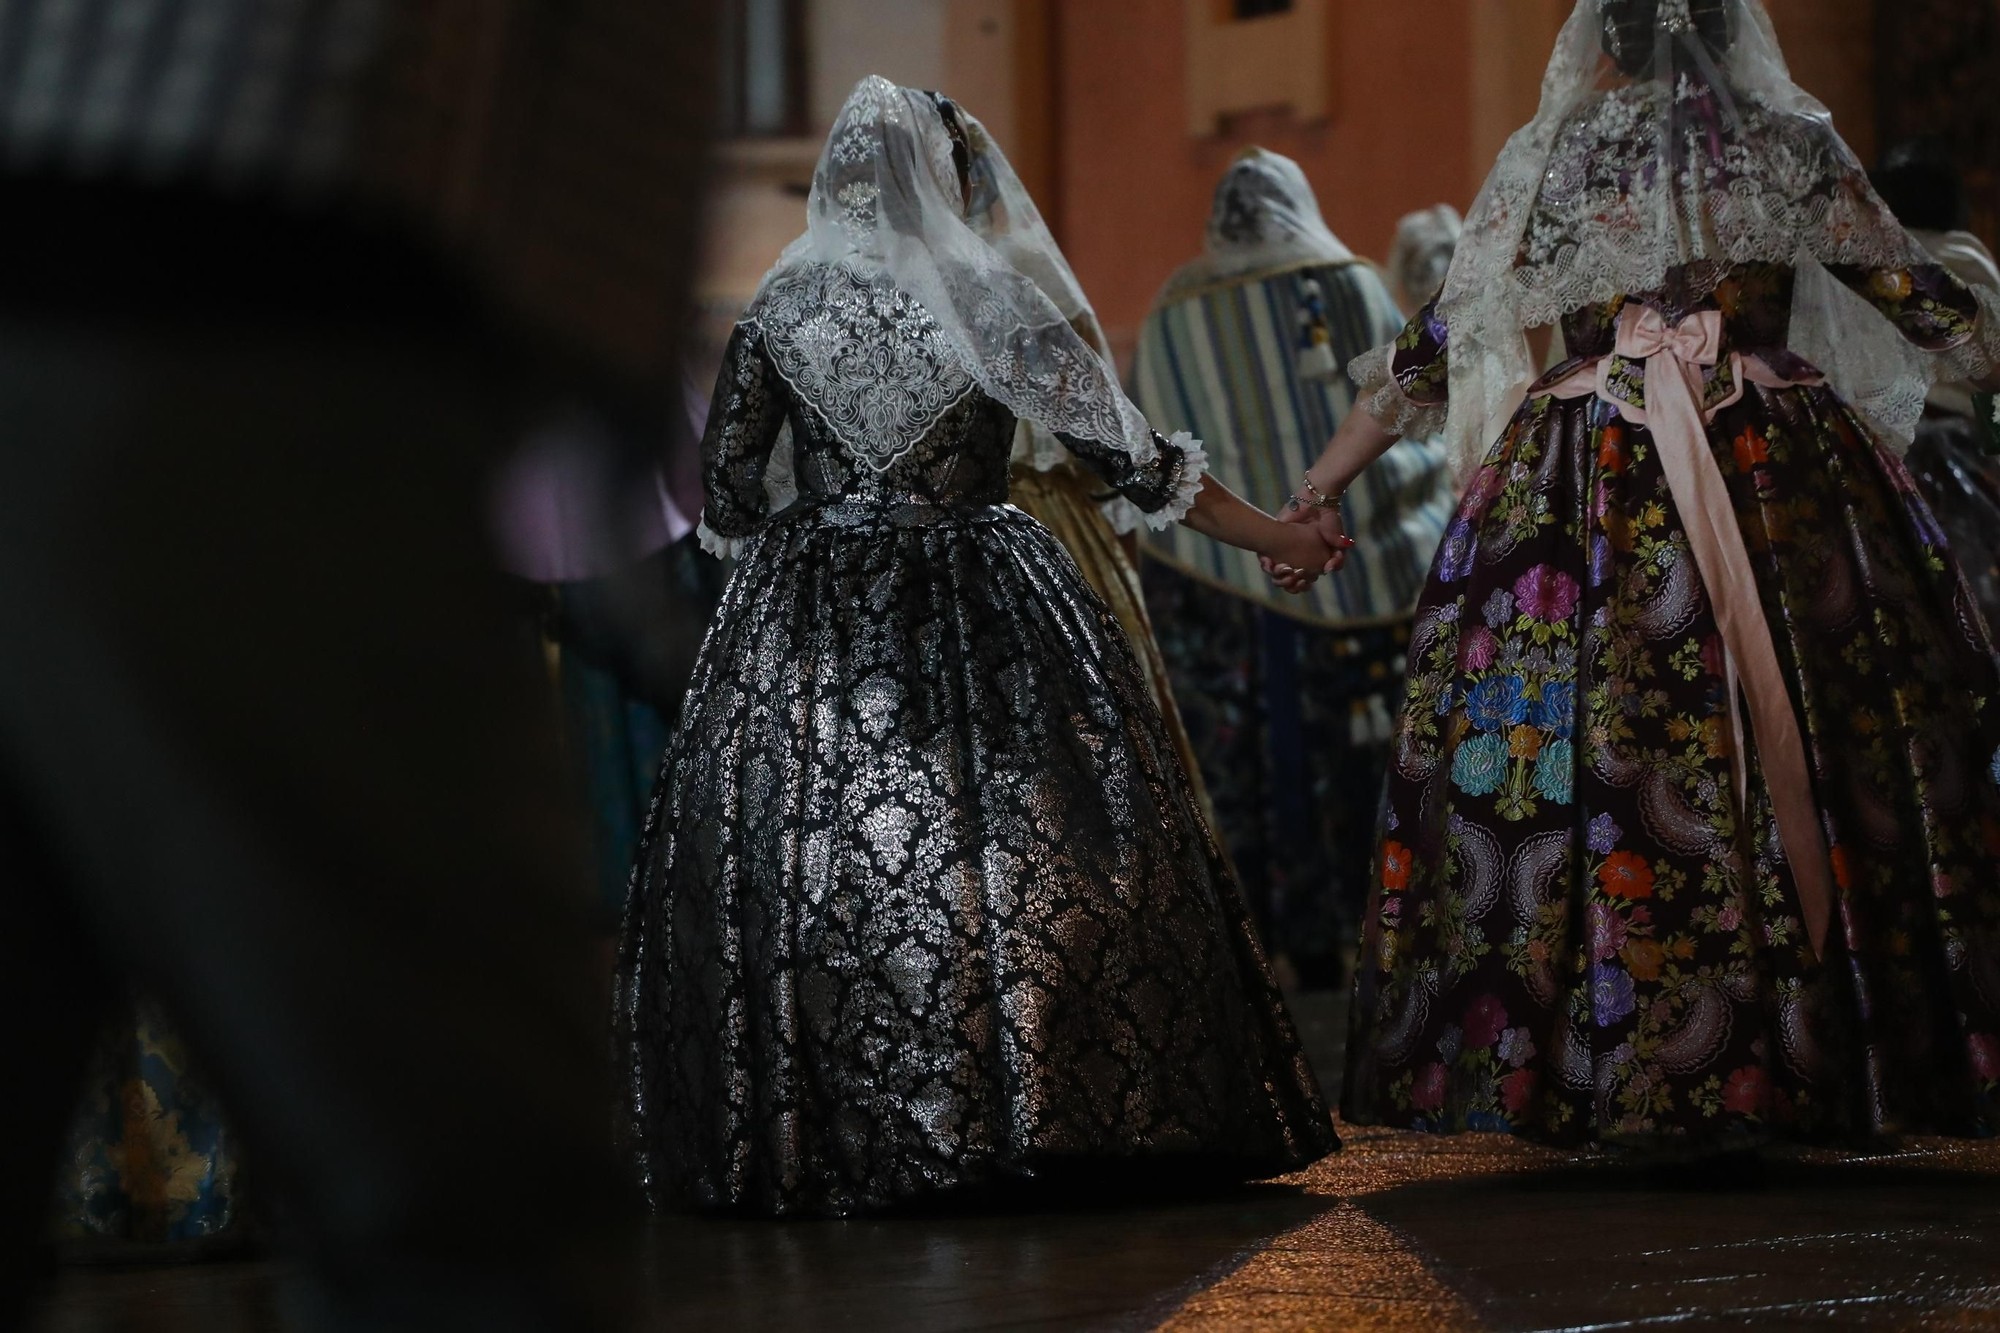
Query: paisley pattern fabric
614,321,1337,1216
55,997,239,1243
1344,260,2000,1146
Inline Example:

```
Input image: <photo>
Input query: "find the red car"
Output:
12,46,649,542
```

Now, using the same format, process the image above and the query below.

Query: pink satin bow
1549,306,1834,958
1617,305,1727,368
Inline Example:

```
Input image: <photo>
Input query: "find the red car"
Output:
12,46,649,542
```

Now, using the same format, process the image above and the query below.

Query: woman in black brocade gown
611,78,1340,1216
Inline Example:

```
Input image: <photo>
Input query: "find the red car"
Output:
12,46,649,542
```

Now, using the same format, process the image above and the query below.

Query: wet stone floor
32,991,2000,1332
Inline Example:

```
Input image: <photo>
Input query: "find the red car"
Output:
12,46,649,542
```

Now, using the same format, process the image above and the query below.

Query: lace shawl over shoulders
741,262,978,474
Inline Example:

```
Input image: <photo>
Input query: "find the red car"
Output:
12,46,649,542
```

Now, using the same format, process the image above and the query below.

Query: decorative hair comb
1596,0,1694,31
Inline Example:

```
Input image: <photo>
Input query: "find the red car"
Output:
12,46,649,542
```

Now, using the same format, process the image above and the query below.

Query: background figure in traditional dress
535,537,724,918
614,80,1338,1217
1008,427,1223,832
1387,205,1465,318
1131,149,1457,987
54,997,241,1255
1287,0,2000,1148
1873,141,2000,632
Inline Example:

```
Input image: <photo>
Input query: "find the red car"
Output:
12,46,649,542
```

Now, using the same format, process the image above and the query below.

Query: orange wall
1054,0,1477,357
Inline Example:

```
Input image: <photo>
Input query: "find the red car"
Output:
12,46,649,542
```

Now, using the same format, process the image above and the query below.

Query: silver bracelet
1297,474,1343,511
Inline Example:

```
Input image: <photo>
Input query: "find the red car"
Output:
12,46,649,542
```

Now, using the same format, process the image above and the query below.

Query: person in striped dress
1130,149,1459,988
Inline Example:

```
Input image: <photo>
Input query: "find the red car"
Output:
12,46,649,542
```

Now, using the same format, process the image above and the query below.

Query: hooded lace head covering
738,77,1159,475
1372,0,2000,477
1387,205,1464,314
1153,148,1357,309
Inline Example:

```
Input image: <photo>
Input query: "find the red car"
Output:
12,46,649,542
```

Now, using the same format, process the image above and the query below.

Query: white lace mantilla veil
1355,0,2000,479
949,97,1121,478
738,77,1189,503
1151,148,1359,309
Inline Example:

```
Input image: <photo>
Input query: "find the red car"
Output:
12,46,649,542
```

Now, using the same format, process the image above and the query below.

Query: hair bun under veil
1599,0,1737,76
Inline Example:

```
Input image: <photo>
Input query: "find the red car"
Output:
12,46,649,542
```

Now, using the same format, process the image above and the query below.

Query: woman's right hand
1278,489,1353,574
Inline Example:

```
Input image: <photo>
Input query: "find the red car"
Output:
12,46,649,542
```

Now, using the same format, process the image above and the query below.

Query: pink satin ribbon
1545,306,1834,958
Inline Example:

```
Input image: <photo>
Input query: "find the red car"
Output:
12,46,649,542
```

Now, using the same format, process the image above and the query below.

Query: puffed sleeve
1827,261,1983,352
1817,143,1998,368
1055,425,1210,535
1348,290,1451,439
696,323,790,559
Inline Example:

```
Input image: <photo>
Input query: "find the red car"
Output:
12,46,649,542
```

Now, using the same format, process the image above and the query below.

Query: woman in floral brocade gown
1281,0,2000,1147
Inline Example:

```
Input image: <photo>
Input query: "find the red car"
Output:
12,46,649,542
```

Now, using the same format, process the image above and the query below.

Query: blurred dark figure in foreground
1873,141,2000,630
0,3,715,1329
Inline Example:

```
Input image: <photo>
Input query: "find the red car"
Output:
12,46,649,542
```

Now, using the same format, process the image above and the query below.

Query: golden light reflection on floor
1156,1123,2000,1333
1159,1124,1564,1332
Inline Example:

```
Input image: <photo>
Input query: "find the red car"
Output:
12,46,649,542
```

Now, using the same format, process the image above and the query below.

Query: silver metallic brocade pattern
613,317,1338,1216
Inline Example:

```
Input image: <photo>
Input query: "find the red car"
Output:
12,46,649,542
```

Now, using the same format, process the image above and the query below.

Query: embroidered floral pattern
1346,262,2000,1147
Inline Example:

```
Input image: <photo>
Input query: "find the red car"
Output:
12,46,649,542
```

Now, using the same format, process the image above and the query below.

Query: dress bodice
1358,257,1981,444
1557,263,1804,363
779,376,1016,511
696,305,1205,557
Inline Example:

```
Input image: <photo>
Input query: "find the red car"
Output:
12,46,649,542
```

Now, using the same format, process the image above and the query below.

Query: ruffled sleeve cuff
1102,431,1209,534
1349,344,1449,441
697,518,753,561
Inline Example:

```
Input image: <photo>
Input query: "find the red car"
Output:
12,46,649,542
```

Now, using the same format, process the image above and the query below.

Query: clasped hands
1259,493,1353,595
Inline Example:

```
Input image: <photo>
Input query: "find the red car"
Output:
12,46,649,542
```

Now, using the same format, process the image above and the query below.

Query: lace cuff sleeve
1056,423,1209,533
1350,343,1449,440
1100,432,1210,535
1349,295,1451,439
697,519,753,560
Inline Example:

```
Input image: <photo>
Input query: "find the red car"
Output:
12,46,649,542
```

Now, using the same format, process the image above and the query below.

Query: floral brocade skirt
1343,380,2000,1146
614,500,1336,1215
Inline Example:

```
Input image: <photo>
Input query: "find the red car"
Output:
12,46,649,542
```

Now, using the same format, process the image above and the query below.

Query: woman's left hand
1280,489,1352,574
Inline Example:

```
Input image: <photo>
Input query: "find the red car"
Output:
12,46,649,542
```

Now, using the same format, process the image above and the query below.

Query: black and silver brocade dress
613,280,1337,1216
